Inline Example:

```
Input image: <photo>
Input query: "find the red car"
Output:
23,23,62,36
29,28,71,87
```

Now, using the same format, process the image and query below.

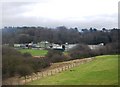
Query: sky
1,0,119,29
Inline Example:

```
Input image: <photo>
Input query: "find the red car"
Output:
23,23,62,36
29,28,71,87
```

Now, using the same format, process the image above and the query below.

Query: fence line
2,57,95,85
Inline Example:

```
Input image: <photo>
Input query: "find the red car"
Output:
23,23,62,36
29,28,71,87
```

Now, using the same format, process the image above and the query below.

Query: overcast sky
1,0,119,29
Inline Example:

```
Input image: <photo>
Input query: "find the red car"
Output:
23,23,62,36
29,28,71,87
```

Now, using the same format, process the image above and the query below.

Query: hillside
28,55,118,85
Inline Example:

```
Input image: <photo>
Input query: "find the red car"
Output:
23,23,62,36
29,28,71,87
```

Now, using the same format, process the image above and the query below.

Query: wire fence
2,57,95,85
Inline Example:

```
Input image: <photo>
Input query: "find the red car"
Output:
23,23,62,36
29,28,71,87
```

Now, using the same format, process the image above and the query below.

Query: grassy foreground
28,55,118,85
19,49,48,56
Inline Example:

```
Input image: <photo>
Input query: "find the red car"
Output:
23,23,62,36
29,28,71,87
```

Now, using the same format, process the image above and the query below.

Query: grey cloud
1,1,118,29
2,2,35,15
3,15,117,29
58,14,118,29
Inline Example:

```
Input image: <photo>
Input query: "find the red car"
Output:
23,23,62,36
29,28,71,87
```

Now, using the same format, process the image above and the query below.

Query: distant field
19,49,48,56
28,55,118,85
19,49,68,56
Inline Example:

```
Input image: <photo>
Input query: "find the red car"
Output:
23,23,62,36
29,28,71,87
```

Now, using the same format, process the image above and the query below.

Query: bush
2,46,50,79
2,46,22,56
2,53,24,78
69,44,94,59
96,42,119,55
24,58,50,72
50,54,65,63
105,42,119,54
16,64,33,77
23,52,32,57
46,50,66,63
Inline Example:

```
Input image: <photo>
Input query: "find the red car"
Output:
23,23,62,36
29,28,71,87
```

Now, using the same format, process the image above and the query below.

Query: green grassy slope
28,55,118,85
19,49,48,56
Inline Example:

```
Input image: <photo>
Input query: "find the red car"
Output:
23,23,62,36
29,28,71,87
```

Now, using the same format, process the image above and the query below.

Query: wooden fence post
41,72,43,77
58,68,59,73
78,62,79,66
53,69,55,75
68,65,70,69
74,63,76,67
55,68,57,73
70,63,72,67
43,72,45,77
60,68,62,72
51,70,52,76
10,78,13,85
57,68,58,73
67,65,69,69
47,71,49,76
59,68,61,72
69,64,71,68
72,64,74,67
54,69,56,74
48,71,50,75
65,66,67,70
63,66,65,71
37,73,38,80
54,69,55,73
30,75,33,81
67,65,69,70
17,77,19,85
38,72,40,79
64,66,66,70
70,64,71,68
24,76,26,84
59,68,60,72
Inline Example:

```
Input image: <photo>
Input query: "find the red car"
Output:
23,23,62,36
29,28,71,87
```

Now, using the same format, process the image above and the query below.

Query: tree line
2,26,119,45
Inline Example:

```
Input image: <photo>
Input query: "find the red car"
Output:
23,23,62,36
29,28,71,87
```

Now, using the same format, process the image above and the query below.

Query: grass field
19,49,48,56
19,49,68,56
28,55,118,85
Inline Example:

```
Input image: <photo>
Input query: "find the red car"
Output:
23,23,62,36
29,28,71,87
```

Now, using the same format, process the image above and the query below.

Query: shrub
46,50,66,63
96,42,119,55
2,46,22,56
16,64,33,77
23,52,32,57
2,46,50,79
24,58,50,72
69,44,94,59
51,54,65,63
